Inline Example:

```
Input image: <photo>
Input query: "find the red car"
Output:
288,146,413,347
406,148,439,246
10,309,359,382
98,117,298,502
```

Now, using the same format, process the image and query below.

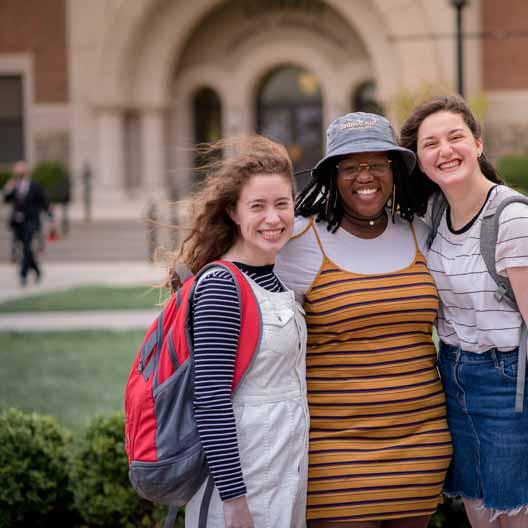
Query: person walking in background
3,160,53,286
275,112,452,528
166,136,309,528
400,95,528,528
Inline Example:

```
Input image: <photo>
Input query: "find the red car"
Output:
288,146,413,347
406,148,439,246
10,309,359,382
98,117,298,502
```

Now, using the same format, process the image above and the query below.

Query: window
0,75,24,164
353,80,384,116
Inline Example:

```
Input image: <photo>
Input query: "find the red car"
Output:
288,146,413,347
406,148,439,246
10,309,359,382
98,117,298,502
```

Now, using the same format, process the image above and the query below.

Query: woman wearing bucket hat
275,112,452,527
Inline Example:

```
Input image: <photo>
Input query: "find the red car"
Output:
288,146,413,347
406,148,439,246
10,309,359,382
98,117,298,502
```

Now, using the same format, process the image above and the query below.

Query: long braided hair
295,153,419,232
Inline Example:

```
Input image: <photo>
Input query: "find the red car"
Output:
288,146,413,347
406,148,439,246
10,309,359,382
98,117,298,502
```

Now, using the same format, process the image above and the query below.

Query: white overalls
185,276,309,528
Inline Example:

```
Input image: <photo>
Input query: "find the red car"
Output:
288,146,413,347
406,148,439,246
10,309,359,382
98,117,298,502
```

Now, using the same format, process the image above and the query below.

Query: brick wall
0,0,67,102
482,0,528,90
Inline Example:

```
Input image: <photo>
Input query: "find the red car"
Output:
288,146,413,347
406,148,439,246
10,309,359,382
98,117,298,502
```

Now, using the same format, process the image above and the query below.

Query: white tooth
439,160,459,169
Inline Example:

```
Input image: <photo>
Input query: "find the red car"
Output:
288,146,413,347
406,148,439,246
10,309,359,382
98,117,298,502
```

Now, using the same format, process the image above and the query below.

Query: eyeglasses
336,160,392,180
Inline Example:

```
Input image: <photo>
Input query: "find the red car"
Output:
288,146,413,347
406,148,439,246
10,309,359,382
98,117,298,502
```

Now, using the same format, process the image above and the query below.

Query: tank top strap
309,218,328,258
409,221,426,265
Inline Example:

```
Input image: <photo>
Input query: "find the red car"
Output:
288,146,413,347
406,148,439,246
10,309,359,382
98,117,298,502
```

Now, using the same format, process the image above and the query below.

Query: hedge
497,155,528,195
0,409,77,528
0,408,179,528
0,407,466,527
0,161,71,203
68,414,169,528
32,160,71,204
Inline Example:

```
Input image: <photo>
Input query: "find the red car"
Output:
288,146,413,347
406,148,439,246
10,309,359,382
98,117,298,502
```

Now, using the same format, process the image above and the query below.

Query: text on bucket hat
313,112,416,177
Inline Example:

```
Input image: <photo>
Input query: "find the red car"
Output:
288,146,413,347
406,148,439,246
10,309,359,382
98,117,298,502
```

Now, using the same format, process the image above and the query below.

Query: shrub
0,170,10,190
0,408,76,528
497,155,528,195
429,497,470,527
68,412,172,528
32,160,71,203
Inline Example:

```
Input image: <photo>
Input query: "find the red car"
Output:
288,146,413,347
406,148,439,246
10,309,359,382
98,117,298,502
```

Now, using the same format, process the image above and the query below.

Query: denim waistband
439,341,519,363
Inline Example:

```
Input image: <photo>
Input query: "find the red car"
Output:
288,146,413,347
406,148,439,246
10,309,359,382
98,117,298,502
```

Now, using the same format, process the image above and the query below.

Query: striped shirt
426,185,528,352
192,262,283,501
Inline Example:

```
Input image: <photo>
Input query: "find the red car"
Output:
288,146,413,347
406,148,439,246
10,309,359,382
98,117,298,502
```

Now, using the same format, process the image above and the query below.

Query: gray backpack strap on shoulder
427,192,448,249
480,194,528,412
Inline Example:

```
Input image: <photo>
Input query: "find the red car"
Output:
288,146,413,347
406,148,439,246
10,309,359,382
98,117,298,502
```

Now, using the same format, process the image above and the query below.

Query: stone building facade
1,0,527,219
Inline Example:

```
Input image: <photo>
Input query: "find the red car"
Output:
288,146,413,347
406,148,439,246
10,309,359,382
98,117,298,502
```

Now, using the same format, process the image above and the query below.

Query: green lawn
0,284,168,313
0,330,144,429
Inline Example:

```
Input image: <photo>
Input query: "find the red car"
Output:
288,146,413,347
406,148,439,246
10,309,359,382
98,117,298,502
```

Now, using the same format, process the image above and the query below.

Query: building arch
95,0,441,109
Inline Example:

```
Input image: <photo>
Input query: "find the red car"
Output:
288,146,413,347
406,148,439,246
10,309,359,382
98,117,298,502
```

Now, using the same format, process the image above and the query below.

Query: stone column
97,109,124,197
141,107,166,201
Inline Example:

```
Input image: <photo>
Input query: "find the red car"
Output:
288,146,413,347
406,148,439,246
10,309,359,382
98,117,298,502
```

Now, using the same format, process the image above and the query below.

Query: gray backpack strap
427,192,448,249
517,325,528,413
480,194,528,412
164,506,180,528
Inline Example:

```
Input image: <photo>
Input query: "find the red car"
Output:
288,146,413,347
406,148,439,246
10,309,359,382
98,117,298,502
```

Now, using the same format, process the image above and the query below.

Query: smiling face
230,173,294,265
336,151,393,219
417,110,483,191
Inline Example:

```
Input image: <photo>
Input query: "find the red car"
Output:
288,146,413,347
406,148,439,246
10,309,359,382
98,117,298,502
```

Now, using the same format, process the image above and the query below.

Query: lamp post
449,0,470,97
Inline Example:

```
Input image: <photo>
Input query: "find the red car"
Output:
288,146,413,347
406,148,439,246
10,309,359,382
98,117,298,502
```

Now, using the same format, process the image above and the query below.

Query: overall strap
480,194,528,412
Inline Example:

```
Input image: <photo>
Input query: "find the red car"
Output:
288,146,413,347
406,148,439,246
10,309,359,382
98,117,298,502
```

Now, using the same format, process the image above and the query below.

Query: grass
0,284,167,313
0,330,144,430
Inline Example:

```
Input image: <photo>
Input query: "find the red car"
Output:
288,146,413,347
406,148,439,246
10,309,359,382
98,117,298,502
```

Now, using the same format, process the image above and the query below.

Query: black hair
295,153,420,232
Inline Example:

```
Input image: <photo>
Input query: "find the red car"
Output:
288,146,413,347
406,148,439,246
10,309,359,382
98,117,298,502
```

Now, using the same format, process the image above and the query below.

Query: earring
390,184,397,217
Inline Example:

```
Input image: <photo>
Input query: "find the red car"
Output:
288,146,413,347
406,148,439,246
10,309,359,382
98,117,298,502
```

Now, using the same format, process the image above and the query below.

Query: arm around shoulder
275,216,322,304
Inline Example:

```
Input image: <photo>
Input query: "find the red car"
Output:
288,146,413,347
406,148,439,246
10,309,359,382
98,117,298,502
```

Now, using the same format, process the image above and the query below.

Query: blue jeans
438,341,528,511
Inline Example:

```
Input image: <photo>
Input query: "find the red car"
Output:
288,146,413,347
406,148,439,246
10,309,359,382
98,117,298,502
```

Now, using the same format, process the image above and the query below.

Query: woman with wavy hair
167,136,309,528
400,95,528,528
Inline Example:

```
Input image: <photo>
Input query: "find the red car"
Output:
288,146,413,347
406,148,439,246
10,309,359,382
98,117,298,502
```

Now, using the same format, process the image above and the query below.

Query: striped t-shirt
192,262,283,501
426,185,528,353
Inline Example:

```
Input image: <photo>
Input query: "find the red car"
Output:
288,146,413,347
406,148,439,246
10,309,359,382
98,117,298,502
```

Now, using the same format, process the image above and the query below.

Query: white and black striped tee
192,262,283,501
426,185,528,353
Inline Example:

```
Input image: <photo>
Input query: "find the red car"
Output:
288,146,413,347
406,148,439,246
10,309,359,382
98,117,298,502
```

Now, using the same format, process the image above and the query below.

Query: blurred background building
1,0,528,222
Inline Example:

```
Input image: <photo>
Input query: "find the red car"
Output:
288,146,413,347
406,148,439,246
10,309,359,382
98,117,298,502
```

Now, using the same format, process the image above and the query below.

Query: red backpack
124,261,262,506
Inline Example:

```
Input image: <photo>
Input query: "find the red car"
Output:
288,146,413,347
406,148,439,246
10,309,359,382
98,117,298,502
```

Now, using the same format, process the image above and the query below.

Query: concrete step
0,218,179,263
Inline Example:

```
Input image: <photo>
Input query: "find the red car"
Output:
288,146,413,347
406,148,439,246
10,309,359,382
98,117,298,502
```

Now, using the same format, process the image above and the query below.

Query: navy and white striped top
192,262,283,501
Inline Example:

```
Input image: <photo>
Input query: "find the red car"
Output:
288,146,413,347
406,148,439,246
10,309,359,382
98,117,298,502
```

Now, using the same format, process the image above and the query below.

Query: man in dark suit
3,161,53,286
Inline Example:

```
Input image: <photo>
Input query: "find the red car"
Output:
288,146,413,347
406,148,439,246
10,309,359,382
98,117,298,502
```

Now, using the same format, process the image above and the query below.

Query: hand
223,495,254,528
4,178,17,193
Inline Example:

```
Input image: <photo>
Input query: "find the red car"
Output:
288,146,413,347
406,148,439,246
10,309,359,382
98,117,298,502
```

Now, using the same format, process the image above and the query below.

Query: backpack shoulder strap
480,194,528,308
426,192,448,249
480,193,528,413
191,260,263,392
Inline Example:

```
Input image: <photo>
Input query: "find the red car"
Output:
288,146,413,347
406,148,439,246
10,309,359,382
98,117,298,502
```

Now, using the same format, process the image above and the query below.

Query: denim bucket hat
313,112,416,177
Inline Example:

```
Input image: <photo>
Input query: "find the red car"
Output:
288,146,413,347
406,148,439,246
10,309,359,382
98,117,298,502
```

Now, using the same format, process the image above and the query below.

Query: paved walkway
0,261,166,331
0,309,159,331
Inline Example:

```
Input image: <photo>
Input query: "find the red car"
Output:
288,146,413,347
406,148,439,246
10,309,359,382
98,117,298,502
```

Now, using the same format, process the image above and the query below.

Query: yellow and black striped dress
305,224,452,523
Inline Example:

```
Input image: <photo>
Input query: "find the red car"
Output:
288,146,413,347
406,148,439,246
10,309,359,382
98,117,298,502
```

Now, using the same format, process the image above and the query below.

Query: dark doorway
193,87,222,187
353,80,384,115
0,75,25,164
257,66,322,190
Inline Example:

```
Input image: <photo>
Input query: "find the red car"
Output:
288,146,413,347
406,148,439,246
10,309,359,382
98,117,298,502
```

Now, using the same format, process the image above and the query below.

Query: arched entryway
256,66,322,190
